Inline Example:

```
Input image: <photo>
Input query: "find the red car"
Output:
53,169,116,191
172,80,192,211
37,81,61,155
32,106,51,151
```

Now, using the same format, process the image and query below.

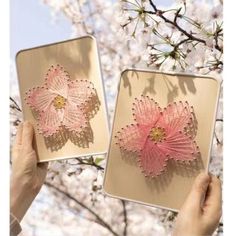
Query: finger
204,175,222,218
182,172,211,212
22,121,34,151
12,123,24,160
14,123,23,146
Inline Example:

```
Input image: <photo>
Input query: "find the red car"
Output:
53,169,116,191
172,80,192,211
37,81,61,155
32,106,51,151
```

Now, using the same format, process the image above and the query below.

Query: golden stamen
53,95,66,109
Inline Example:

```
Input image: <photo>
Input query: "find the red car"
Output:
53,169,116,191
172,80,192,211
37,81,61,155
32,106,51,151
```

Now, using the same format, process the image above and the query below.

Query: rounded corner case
15,35,110,162
103,68,222,211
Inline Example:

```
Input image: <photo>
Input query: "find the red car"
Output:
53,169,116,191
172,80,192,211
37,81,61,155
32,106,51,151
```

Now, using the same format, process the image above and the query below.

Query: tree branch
121,200,128,236
174,8,182,23
149,0,157,12
45,182,120,236
214,130,222,145
214,27,223,53
10,97,22,112
147,0,223,53
75,157,104,171
174,38,190,49
147,10,206,45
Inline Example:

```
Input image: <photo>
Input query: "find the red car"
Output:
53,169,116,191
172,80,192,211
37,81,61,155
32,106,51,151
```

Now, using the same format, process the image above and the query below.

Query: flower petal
63,101,88,134
25,87,55,113
139,139,168,176
115,124,148,153
161,101,196,137
158,132,200,161
67,80,96,106
45,65,69,97
38,103,64,137
132,95,162,126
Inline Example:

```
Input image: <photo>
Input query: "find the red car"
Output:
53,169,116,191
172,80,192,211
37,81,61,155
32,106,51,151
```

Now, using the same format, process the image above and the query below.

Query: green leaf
95,157,104,165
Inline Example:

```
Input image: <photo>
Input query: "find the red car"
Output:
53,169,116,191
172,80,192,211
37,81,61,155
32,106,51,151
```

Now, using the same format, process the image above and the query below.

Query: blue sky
10,0,72,58
10,0,173,58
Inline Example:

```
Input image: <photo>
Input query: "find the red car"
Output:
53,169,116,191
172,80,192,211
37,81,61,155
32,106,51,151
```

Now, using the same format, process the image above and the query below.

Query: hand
173,172,222,236
10,121,48,221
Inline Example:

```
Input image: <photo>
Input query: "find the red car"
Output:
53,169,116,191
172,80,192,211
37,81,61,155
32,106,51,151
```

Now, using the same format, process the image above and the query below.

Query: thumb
22,121,38,168
22,121,34,152
182,172,211,213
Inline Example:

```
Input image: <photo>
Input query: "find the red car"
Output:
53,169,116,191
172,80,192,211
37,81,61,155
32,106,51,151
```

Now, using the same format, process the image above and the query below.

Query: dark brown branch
148,11,206,45
174,8,182,23
149,0,157,12
147,0,222,53
174,38,190,49
75,157,104,171
214,27,223,53
45,182,120,236
214,130,222,145
10,97,22,112
121,200,128,236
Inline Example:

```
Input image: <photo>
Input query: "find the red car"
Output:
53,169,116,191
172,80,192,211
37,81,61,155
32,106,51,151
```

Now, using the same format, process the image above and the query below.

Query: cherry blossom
116,96,200,177
25,64,98,137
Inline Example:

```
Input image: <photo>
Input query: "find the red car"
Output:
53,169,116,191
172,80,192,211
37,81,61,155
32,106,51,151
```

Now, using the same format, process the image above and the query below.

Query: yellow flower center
149,127,166,142
53,95,66,109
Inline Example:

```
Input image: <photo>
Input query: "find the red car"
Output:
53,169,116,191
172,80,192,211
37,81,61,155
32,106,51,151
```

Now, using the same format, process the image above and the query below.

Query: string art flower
25,64,98,138
115,95,201,177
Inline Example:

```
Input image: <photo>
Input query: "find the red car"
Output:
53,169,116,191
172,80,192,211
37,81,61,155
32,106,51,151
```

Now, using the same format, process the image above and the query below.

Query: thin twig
10,97,22,112
121,200,128,236
214,26,223,53
146,10,206,45
174,8,182,23
214,130,222,145
148,0,157,12
147,0,223,53
76,157,104,171
174,38,190,49
45,182,120,236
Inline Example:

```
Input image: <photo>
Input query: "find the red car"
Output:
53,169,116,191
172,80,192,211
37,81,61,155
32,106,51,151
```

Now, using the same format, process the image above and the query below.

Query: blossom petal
132,95,162,126
161,101,196,136
38,103,64,137
115,124,148,153
45,65,69,97
115,96,201,177
158,132,200,161
63,101,88,134
25,87,55,113
139,139,168,176
67,80,96,106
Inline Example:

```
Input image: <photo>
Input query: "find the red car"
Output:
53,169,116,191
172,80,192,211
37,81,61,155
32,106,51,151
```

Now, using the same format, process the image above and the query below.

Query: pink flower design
25,64,98,137
115,95,200,177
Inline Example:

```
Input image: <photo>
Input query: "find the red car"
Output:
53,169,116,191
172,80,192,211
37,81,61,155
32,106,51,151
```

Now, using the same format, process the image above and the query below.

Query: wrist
10,178,37,221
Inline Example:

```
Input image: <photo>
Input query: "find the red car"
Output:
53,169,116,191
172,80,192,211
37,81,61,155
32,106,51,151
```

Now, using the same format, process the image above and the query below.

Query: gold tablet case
16,36,109,162
103,69,221,211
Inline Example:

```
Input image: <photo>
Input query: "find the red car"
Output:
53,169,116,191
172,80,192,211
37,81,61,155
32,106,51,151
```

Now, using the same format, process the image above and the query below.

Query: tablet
16,36,109,162
103,69,221,211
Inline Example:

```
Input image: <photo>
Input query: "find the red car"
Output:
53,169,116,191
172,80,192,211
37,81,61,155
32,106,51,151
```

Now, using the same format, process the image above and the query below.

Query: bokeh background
10,0,223,235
